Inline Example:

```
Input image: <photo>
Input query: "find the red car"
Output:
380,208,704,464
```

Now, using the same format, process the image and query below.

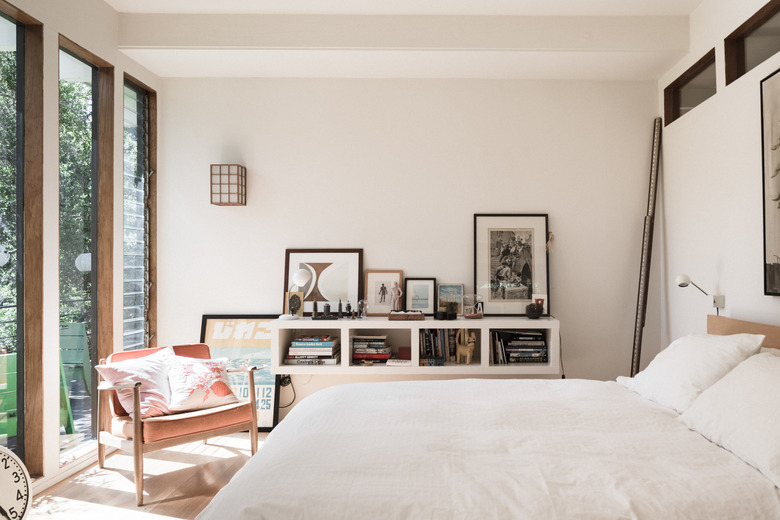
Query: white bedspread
197,379,780,519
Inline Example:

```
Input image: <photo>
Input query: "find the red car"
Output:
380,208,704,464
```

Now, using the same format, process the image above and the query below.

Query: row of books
490,329,548,364
284,335,341,365
419,329,459,366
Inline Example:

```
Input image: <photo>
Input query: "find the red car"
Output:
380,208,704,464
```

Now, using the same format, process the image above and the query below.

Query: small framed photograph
474,214,549,316
364,269,403,316
404,277,437,315
437,283,464,315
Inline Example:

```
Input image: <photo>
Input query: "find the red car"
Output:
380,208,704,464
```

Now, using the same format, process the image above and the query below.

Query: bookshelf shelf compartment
271,316,560,376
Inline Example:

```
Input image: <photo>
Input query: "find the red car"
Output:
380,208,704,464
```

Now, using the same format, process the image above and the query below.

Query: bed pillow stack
616,333,764,413
95,347,238,418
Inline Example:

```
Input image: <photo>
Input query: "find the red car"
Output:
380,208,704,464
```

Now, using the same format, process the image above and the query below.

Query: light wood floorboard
29,432,266,519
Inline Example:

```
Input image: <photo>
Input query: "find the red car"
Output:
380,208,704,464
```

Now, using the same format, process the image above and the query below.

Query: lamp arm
690,281,708,296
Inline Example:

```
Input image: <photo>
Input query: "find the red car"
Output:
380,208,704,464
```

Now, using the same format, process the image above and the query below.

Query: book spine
283,357,341,365
291,341,339,347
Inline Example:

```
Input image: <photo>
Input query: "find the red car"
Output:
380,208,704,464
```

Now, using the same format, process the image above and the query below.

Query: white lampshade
291,268,311,288
675,273,691,287
75,252,92,272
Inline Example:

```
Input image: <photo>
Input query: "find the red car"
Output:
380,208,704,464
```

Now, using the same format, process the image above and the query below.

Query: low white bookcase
271,316,561,376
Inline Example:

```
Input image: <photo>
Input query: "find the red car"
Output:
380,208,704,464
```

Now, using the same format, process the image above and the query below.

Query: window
0,13,23,458
725,0,780,85
58,48,97,459
123,80,152,350
664,49,717,125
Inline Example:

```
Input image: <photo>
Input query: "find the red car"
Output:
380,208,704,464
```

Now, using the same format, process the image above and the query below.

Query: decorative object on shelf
200,314,279,431
358,299,368,318
474,213,550,316
0,445,31,520
437,283,464,316
761,67,780,295
526,298,545,319
364,269,403,316
210,164,246,206
280,268,312,320
463,294,484,319
675,273,725,315
434,311,456,320
284,249,363,316
388,310,425,320
404,277,437,316
456,329,477,364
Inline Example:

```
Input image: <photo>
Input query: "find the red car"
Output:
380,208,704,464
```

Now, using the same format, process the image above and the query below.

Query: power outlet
712,294,725,309
280,374,292,387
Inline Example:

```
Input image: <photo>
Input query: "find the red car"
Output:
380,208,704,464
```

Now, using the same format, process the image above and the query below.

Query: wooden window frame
725,0,780,85
123,74,157,349
663,49,716,126
58,35,114,449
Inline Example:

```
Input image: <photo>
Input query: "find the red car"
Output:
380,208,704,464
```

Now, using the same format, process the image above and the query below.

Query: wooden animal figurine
456,329,477,364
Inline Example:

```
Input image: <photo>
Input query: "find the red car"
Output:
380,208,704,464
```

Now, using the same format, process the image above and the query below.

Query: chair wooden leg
134,441,143,506
98,442,106,468
250,426,258,455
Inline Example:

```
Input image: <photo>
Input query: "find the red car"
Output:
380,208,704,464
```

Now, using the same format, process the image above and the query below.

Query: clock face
0,447,30,520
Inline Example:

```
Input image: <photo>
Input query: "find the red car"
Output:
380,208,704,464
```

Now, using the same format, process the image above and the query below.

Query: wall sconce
675,273,726,314
210,164,246,206
75,252,92,272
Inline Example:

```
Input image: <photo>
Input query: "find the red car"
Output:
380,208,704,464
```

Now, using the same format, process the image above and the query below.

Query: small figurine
337,299,343,318
456,329,477,365
312,300,319,318
390,281,403,312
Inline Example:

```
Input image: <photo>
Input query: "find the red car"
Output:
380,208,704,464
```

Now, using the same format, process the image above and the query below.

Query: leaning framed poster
200,314,280,431
762,67,780,295
283,248,363,316
474,214,549,316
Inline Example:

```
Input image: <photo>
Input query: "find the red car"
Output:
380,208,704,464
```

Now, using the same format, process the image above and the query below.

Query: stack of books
352,335,390,365
284,335,341,365
419,329,455,366
491,329,547,364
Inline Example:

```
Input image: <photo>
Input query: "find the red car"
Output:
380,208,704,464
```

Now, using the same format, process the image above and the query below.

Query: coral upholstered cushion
95,347,173,418
167,355,239,413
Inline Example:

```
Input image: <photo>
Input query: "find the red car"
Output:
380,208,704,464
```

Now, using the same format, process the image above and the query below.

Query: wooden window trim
123,73,157,349
663,49,716,126
58,35,115,443
725,0,780,85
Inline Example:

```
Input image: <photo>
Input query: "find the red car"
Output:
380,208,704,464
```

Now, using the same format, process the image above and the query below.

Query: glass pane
745,10,780,74
0,15,21,457
123,82,147,351
679,61,716,117
59,49,96,461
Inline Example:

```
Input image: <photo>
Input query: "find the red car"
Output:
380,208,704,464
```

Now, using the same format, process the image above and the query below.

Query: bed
196,316,780,519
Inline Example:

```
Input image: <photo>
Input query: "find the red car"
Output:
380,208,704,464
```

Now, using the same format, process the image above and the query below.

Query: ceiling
106,0,705,80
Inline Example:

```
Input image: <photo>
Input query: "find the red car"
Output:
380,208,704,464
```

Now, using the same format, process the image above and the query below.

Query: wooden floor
29,432,267,519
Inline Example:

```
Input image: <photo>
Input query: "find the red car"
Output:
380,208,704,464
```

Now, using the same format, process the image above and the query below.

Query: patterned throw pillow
167,355,239,413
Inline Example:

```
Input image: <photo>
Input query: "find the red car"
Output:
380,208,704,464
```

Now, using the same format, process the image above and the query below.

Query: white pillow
680,352,780,487
95,347,172,418
616,333,764,413
167,355,239,413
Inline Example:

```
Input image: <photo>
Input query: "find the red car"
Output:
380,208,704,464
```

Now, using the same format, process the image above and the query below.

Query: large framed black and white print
200,314,280,431
762,68,780,295
474,214,549,316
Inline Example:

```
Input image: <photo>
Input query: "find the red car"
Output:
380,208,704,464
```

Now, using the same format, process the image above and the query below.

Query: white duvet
197,379,780,519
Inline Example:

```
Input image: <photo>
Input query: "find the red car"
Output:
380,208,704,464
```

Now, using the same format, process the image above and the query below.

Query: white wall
158,77,660,391
659,0,780,341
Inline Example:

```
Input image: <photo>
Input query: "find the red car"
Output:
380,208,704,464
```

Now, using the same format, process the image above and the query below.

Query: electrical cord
279,375,296,408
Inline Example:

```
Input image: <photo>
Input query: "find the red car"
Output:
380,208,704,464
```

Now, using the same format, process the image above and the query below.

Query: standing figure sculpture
390,281,403,311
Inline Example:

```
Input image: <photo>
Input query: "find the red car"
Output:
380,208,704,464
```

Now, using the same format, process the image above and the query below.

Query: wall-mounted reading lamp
675,273,726,315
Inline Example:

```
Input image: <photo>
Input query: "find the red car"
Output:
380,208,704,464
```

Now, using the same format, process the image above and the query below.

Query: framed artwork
284,249,363,315
200,314,280,432
364,269,403,316
762,67,780,295
474,214,549,316
404,277,437,315
438,283,464,315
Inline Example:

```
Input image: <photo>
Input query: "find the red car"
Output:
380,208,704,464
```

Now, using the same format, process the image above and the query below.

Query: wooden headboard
707,315,780,349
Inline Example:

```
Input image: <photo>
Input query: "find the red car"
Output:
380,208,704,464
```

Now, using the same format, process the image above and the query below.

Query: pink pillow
95,348,172,418
167,356,238,413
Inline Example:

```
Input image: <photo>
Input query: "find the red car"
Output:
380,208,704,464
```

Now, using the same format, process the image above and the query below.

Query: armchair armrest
97,380,141,392
226,364,268,374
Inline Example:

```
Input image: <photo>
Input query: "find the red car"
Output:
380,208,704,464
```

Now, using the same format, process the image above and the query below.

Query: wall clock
0,446,31,520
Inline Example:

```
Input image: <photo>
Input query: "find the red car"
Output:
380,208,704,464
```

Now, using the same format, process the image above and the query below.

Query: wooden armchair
96,344,260,506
